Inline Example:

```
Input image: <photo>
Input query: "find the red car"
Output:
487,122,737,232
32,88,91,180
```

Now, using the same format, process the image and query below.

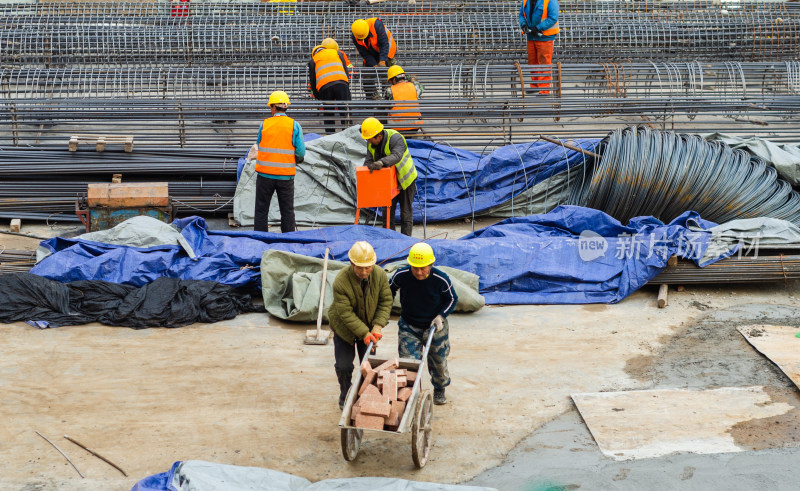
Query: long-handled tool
305,247,332,345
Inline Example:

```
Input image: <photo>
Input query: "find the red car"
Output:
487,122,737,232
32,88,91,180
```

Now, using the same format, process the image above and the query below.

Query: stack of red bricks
349,358,418,431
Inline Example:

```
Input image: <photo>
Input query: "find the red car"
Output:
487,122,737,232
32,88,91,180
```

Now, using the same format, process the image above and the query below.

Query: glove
530,27,540,36
363,332,379,345
367,161,382,171
433,315,444,332
371,325,383,341
521,25,530,35
378,61,387,67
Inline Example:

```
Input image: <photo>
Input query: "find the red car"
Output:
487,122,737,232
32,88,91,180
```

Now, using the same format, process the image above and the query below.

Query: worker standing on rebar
384,65,424,137
351,18,397,100
252,90,305,233
308,38,352,134
360,117,417,237
328,241,393,409
519,0,559,95
389,243,457,405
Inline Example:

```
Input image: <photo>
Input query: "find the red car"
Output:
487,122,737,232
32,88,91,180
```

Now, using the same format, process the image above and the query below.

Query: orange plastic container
354,166,399,227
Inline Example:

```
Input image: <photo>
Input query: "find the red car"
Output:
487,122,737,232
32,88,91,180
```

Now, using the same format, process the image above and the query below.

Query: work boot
433,388,446,405
336,370,353,410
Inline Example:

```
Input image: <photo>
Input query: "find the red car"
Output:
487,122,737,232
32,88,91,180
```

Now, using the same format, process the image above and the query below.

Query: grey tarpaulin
260,250,484,322
159,460,496,491
700,216,800,264
233,126,365,227
705,133,800,186
36,215,197,262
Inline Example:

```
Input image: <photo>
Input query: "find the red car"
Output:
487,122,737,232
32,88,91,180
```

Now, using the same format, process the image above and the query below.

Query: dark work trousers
386,179,416,236
318,82,352,134
333,332,370,375
254,174,296,233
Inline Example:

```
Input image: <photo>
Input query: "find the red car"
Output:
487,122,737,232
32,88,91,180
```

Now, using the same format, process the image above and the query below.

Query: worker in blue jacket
519,0,559,94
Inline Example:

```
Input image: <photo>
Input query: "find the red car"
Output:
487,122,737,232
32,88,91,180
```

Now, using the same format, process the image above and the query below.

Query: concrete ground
2,221,800,490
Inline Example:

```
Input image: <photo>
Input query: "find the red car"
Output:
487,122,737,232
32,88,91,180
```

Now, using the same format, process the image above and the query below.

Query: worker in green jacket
328,240,393,409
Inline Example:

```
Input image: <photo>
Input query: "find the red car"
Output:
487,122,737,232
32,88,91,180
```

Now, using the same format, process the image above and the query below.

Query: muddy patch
729,386,800,450
581,304,608,313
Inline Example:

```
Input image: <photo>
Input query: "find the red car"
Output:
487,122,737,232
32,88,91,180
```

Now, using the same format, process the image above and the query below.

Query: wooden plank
657,284,668,308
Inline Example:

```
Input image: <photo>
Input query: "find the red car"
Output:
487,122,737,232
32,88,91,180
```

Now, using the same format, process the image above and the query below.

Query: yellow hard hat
321,38,339,50
387,65,405,80
407,243,435,268
349,241,377,267
360,117,384,140
351,19,369,40
268,90,291,106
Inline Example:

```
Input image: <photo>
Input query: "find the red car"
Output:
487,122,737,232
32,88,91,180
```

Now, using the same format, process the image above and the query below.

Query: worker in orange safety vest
384,65,424,137
308,39,352,134
351,18,397,100
519,0,559,95
252,91,305,233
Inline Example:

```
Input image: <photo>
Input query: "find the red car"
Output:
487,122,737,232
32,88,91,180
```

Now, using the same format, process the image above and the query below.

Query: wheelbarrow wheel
341,428,363,461
411,389,433,468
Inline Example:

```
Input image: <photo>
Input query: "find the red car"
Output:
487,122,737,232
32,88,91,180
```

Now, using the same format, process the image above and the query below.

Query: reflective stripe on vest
313,48,348,90
256,116,296,176
368,129,417,191
522,0,559,36
389,81,423,131
355,18,397,60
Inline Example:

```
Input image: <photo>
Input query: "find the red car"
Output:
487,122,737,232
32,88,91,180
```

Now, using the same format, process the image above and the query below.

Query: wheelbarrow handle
417,324,437,375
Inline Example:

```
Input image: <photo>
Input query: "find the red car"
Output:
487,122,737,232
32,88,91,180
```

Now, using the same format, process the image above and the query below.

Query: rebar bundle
650,254,800,284
2,1,798,66
569,126,800,225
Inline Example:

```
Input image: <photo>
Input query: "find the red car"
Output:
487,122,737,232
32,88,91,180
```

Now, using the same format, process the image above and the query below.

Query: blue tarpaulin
31,206,731,305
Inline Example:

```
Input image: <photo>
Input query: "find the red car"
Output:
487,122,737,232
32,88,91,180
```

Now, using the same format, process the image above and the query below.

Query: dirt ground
3,223,800,490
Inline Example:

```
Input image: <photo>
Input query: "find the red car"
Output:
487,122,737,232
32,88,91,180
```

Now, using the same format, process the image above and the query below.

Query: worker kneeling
385,65,423,137
328,241,393,409
389,243,457,405
361,117,418,237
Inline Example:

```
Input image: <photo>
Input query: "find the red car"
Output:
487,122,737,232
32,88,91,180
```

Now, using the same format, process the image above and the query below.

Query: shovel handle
315,248,330,335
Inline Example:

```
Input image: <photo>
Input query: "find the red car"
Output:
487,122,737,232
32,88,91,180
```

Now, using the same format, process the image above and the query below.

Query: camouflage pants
398,317,450,390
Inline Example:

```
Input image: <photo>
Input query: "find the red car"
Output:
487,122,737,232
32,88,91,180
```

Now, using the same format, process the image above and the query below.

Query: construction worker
384,65,423,136
328,241,393,409
519,0,559,95
361,117,417,237
389,242,457,405
308,39,352,134
253,90,305,233
351,18,397,99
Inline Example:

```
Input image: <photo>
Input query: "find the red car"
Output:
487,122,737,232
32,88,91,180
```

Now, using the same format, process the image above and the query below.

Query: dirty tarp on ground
36,215,197,262
31,206,736,305
259,249,485,322
232,125,598,226
699,216,800,264
0,273,258,328
705,133,800,186
131,460,497,491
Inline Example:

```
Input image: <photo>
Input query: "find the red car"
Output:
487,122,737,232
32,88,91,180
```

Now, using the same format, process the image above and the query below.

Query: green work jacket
328,265,393,344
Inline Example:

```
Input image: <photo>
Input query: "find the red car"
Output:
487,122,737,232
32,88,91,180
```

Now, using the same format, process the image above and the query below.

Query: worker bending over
361,117,418,237
389,243,457,405
308,38,352,134
384,65,423,137
519,0,559,95
253,91,305,233
351,17,397,99
328,241,393,409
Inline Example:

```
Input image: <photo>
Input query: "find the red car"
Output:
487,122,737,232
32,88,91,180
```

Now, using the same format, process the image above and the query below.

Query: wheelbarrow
338,327,436,468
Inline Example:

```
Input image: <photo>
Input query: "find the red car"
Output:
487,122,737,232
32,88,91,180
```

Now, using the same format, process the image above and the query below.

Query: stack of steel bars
650,254,800,284
0,247,37,273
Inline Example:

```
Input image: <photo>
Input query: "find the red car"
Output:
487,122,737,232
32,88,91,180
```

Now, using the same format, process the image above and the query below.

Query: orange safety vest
522,0,559,36
355,18,397,60
389,81,423,131
313,48,349,91
255,116,296,176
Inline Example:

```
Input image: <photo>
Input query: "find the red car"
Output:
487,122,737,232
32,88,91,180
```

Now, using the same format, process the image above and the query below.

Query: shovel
305,247,331,345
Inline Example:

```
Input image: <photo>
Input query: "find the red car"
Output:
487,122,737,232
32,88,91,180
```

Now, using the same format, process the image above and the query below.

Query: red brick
397,387,413,402
385,400,407,431
357,371,377,396
360,399,391,418
397,375,407,388
350,401,361,422
374,358,399,373
354,412,385,430
382,371,398,401
406,370,417,384
360,384,385,402
360,358,374,378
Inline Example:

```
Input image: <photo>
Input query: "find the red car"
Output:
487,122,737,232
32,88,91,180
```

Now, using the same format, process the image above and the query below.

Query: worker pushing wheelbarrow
338,327,435,468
